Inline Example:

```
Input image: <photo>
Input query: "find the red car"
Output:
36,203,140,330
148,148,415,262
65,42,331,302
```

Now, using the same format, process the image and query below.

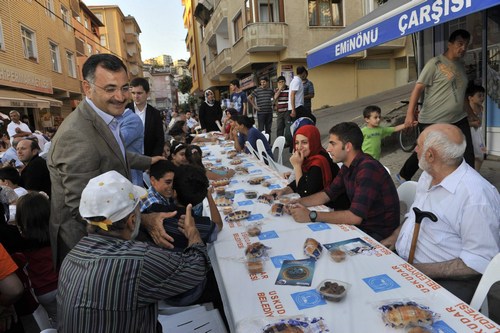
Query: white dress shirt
134,103,147,126
396,160,500,274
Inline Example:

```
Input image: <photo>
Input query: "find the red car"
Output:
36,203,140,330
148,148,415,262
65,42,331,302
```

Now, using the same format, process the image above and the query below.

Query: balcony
244,23,288,52
206,48,232,81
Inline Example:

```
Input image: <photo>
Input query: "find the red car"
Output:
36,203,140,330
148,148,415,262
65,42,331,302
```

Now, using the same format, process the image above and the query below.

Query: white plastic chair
258,140,292,176
261,130,270,142
143,172,151,189
271,136,285,165
470,253,500,316
255,139,267,163
245,141,259,160
397,181,418,222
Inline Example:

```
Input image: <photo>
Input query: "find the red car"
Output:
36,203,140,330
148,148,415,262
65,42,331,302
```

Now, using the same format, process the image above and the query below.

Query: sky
83,0,190,62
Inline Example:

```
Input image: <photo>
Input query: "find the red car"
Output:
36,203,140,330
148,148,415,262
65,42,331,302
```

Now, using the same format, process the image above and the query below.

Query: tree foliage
178,75,193,94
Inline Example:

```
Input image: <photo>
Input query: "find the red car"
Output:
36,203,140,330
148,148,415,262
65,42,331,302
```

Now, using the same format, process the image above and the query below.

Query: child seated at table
140,163,223,306
141,162,222,250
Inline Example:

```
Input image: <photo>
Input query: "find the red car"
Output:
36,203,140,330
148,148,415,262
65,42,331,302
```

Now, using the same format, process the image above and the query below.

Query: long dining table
199,137,500,333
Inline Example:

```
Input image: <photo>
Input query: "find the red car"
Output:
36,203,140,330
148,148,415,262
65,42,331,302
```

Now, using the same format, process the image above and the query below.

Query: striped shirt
275,86,289,113
57,235,210,333
251,87,274,114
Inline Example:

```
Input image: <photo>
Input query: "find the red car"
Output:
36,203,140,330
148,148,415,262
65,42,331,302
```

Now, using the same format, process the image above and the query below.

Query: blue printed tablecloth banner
234,189,245,194
291,290,326,310
271,254,295,268
258,230,279,240
263,175,271,180
432,321,456,333
206,156,217,161
223,147,233,150
200,146,210,150
230,179,239,184
249,169,262,174
247,214,264,221
244,163,255,167
237,200,253,206
362,274,400,293
307,223,331,232
268,184,281,189
213,163,223,167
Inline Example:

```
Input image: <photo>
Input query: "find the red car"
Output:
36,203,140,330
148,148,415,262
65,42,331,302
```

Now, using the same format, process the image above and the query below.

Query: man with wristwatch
288,122,399,241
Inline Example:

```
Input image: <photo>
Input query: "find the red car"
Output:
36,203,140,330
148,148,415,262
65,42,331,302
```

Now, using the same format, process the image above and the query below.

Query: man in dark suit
127,77,165,156
48,54,172,267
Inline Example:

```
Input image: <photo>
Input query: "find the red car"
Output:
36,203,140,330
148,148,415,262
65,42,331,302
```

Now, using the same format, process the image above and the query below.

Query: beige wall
0,0,81,102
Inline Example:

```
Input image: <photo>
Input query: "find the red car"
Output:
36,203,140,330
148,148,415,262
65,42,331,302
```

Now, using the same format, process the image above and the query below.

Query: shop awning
307,0,499,69
25,93,63,107
0,89,50,109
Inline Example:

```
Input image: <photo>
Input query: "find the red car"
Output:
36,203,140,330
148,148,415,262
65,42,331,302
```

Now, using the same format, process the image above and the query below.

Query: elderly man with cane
382,123,500,302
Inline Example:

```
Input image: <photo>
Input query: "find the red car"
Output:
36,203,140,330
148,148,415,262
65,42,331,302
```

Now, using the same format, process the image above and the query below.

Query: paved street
274,82,500,190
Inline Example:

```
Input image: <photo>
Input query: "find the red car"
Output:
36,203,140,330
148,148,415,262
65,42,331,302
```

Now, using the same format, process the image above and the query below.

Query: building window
84,17,89,29
49,41,61,72
21,26,37,60
245,0,253,24
100,34,107,47
61,5,71,31
75,37,85,56
233,12,243,42
94,13,103,23
45,0,55,19
0,19,4,50
308,0,343,26
87,43,93,55
66,51,76,78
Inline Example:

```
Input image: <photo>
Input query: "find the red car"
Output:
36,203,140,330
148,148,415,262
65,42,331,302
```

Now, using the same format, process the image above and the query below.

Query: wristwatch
309,210,318,223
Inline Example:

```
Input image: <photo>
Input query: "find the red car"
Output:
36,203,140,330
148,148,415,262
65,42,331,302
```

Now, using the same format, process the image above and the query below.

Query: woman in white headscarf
198,89,223,132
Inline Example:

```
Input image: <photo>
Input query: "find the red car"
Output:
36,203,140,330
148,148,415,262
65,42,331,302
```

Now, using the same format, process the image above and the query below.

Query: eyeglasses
89,82,130,95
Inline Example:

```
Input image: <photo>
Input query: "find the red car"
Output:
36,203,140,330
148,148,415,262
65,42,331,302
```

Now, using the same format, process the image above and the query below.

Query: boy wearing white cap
57,171,210,333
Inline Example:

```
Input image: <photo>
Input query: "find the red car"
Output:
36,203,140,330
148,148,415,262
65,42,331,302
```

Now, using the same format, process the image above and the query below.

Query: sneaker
395,173,406,185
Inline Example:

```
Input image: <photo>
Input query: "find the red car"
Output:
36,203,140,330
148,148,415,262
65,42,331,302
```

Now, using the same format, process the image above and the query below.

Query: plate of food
225,210,251,222
215,197,233,207
230,159,243,165
211,178,231,187
248,176,265,185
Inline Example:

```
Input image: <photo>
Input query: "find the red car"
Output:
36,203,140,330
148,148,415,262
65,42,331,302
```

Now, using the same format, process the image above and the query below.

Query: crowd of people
0,28,499,333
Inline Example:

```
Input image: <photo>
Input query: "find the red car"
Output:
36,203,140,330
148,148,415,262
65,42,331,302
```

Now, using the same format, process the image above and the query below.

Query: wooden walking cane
408,207,438,264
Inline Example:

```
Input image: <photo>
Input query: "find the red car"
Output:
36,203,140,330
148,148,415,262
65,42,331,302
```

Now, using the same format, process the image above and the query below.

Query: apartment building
0,0,82,129
143,67,178,110
73,2,105,82
189,0,414,110
88,5,143,79
182,0,203,96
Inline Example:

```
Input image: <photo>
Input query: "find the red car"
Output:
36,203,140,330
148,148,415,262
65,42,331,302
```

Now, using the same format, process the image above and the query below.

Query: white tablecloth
200,141,500,333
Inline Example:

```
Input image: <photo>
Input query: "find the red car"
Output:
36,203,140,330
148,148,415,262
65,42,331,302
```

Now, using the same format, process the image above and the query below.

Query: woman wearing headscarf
271,125,335,198
198,89,222,132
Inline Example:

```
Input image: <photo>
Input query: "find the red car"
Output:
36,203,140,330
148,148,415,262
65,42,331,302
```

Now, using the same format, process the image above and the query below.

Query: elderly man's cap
79,171,146,230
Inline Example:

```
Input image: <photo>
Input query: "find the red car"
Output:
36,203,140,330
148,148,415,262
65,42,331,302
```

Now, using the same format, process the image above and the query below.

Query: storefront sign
0,64,53,94
240,74,256,90
307,0,499,68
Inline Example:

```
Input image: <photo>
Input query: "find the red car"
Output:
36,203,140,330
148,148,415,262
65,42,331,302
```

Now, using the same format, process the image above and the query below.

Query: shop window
233,12,243,42
61,5,71,31
308,0,343,27
21,26,37,60
45,0,55,19
66,50,76,78
49,41,61,72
